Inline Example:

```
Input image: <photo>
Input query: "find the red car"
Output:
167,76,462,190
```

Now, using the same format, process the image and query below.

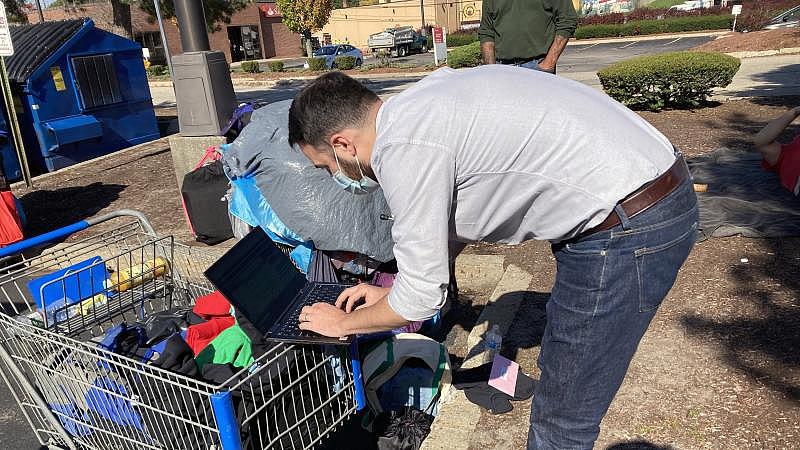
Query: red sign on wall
259,3,281,18
433,27,444,44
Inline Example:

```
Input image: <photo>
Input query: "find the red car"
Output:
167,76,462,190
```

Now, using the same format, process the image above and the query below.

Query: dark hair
288,72,380,148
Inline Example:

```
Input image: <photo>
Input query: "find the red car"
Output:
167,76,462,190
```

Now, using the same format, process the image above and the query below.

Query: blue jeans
528,170,699,449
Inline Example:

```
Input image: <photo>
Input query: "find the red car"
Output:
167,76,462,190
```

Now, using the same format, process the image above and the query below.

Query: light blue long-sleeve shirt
372,65,675,321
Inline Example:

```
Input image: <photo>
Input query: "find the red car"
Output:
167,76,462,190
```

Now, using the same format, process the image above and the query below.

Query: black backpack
181,160,233,245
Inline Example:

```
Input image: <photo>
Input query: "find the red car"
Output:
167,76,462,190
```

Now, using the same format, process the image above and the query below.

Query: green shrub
447,32,478,48
374,49,391,67
241,61,261,73
597,51,740,111
333,55,357,70
307,57,328,71
575,15,733,39
146,64,169,77
447,41,482,69
426,35,433,50
267,61,285,72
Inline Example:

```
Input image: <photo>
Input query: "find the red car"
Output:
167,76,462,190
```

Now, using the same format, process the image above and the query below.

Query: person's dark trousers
528,173,699,449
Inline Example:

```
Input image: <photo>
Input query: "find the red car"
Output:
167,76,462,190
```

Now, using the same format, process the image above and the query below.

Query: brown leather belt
581,155,689,237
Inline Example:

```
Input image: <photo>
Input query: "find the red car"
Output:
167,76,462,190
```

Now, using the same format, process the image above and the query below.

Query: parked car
668,0,712,12
764,5,800,30
304,44,363,69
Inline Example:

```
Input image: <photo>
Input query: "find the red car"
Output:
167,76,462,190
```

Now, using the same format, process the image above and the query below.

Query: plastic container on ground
483,324,503,365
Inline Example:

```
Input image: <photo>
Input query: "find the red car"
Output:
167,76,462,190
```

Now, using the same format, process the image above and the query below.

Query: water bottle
484,324,503,364
43,298,81,326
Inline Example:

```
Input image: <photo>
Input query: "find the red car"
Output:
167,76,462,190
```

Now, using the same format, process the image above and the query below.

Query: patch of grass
691,429,707,443
357,62,417,72
644,0,686,8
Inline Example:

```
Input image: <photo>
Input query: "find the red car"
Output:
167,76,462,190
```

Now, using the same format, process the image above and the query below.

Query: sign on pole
0,3,14,56
731,4,742,31
433,26,447,66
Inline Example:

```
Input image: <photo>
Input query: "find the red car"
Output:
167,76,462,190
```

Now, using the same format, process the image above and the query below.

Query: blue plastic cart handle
349,341,367,411
0,209,156,259
211,391,243,450
0,220,90,258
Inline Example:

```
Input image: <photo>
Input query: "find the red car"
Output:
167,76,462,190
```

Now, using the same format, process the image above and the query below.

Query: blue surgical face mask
331,148,379,195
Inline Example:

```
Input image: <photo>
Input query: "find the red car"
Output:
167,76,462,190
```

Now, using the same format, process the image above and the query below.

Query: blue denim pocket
562,238,610,255
634,220,697,312
551,237,611,314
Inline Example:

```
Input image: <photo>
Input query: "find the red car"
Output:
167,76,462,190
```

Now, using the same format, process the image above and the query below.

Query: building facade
131,2,302,65
28,1,302,65
321,0,583,48
321,0,472,48
26,1,132,38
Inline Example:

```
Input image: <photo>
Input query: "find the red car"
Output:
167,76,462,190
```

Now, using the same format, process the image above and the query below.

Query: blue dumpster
0,105,13,182
2,18,160,180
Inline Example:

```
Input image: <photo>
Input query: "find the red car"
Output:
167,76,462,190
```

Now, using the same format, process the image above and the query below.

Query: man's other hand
335,283,390,313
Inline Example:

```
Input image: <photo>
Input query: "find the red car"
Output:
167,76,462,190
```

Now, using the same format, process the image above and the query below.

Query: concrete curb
726,47,800,58
422,264,533,450
149,71,431,89
454,254,507,295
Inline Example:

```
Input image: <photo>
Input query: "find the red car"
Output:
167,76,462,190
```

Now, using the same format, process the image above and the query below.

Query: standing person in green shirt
479,0,578,73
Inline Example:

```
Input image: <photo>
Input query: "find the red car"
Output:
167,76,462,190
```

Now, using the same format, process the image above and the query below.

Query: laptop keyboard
274,284,345,337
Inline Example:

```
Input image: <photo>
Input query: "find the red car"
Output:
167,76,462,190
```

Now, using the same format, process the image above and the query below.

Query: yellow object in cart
104,257,170,292
78,293,108,316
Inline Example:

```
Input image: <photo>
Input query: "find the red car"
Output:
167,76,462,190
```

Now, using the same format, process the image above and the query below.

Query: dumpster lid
6,19,87,84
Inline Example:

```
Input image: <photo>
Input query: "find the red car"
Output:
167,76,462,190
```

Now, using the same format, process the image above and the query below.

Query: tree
276,0,333,57
131,0,251,32
2,0,28,23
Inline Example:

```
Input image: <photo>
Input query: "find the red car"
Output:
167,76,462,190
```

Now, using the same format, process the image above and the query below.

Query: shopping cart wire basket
0,210,365,450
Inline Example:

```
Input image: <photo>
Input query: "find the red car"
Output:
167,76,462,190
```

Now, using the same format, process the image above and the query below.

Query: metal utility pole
0,2,32,187
420,0,426,35
170,0,235,136
0,58,31,187
174,0,211,52
34,0,45,23
152,0,176,85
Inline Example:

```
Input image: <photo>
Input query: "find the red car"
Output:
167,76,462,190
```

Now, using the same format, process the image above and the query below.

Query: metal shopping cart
0,210,365,450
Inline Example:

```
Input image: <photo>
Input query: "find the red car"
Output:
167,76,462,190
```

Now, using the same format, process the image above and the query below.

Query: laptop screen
203,228,307,334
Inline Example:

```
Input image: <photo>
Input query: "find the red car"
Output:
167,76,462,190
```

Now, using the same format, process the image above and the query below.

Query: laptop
203,227,354,345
